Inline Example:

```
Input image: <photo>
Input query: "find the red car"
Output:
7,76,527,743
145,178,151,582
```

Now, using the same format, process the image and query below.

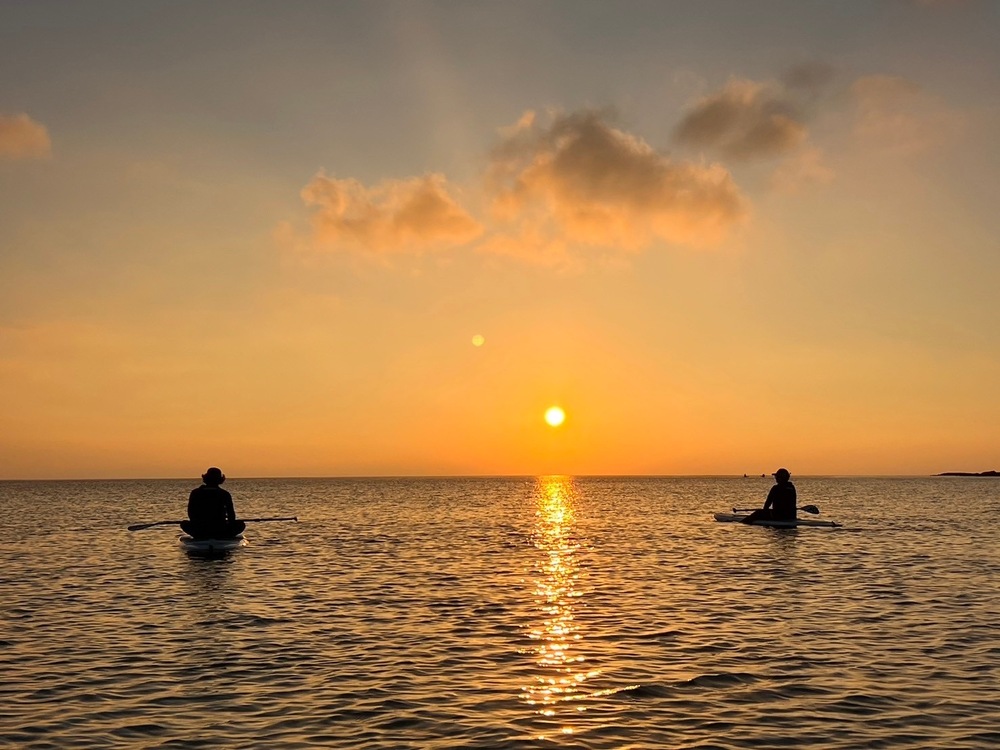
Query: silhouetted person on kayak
181,467,246,539
742,468,797,524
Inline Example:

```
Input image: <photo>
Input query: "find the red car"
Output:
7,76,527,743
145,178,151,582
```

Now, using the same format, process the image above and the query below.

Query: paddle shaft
241,516,298,523
732,505,819,515
127,516,297,532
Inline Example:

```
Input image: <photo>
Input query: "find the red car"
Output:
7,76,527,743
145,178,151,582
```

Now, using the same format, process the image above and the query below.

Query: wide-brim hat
202,467,225,483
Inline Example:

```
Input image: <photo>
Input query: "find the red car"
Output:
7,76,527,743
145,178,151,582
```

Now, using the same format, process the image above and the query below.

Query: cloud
851,74,963,154
287,109,747,269
673,79,808,160
782,62,836,97
769,146,836,193
0,113,51,160
484,109,747,260
298,172,483,254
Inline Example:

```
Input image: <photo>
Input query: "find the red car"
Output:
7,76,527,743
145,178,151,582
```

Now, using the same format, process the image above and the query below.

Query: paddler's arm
762,485,778,510
223,490,236,523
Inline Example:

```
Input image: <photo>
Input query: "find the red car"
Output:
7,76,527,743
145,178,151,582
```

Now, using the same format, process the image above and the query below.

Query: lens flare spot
545,406,566,427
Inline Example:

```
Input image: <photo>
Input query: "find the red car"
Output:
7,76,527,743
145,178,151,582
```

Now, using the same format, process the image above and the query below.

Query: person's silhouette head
202,467,226,486
772,468,791,483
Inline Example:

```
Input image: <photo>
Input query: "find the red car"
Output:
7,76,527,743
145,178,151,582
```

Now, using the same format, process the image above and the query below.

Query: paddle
127,516,298,532
732,505,820,515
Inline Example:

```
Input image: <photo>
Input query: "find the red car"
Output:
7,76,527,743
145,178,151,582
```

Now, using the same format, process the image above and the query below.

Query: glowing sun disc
544,406,566,427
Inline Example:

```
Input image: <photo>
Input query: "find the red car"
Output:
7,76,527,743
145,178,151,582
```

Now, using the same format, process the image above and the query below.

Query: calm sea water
2,476,999,749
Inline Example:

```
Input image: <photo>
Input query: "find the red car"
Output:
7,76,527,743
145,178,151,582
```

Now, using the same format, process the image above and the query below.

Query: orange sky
2,1,999,478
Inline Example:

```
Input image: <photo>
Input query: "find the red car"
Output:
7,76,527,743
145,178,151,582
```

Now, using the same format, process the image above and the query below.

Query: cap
772,468,790,480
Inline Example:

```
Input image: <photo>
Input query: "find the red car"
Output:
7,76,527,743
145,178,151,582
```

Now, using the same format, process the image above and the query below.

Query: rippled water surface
3,476,1000,748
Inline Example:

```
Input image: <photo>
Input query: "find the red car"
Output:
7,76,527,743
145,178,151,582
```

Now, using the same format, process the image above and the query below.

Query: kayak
178,533,247,551
714,513,841,528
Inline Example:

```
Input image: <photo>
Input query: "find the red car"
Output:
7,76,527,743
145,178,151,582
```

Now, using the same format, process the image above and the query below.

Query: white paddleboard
178,533,247,551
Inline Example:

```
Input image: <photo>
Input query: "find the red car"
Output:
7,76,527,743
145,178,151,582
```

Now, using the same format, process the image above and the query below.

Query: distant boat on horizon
934,470,999,477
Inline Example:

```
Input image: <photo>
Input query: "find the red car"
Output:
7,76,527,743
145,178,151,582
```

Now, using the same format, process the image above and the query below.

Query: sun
544,406,566,427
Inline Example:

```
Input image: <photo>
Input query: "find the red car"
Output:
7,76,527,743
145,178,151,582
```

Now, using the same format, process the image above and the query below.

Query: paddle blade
799,504,820,515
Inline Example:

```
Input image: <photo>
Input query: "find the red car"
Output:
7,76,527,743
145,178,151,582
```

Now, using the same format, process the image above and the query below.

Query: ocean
2,475,999,749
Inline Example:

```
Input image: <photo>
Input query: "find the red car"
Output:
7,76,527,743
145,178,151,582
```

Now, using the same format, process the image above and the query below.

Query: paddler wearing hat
181,467,247,540
741,468,797,524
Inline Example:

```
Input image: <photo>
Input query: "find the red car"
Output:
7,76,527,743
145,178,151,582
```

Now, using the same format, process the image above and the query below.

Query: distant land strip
935,470,999,477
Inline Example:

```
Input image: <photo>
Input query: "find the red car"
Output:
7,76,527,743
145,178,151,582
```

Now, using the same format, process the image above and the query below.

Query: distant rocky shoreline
935,470,999,477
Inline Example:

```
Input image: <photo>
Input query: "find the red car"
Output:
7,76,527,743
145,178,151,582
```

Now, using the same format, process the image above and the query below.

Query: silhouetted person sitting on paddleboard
181,467,246,540
741,468,797,524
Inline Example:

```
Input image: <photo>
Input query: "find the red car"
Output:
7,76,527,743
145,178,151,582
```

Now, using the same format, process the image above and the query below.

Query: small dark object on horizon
935,470,1000,477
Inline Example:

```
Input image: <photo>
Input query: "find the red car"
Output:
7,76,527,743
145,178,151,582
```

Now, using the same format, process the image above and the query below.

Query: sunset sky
2,1,999,479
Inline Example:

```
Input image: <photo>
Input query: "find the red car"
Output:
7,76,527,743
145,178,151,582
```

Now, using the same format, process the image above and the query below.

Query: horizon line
1,471,988,482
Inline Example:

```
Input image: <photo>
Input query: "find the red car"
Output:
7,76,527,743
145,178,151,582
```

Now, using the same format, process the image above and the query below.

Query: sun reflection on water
520,476,597,738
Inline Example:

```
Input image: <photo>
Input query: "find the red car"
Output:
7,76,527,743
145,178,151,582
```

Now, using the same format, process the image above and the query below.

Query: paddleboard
178,533,247,551
714,513,841,528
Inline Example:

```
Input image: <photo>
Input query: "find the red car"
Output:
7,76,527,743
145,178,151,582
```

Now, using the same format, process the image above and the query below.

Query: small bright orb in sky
544,406,566,427
472,334,485,347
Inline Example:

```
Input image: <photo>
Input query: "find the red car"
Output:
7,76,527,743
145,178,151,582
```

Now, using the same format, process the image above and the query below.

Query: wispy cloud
298,172,483,255
782,62,836,98
672,67,844,193
769,146,836,193
483,109,747,263
0,113,51,160
672,79,808,161
851,74,964,154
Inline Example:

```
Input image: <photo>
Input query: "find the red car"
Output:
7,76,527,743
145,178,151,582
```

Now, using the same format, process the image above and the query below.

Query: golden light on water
521,475,596,740
544,406,566,427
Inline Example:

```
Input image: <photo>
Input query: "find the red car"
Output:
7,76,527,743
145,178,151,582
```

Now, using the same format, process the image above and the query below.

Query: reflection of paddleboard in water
713,513,841,528
178,533,247,551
